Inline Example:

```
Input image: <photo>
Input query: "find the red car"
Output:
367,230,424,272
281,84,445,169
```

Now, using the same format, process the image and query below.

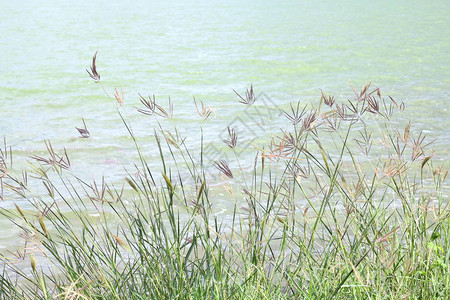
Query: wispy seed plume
223,126,238,148
215,159,233,178
75,118,90,138
86,51,100,82
234,84,256,105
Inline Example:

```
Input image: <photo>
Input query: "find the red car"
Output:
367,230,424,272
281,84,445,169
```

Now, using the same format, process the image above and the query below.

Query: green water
1,0,449,249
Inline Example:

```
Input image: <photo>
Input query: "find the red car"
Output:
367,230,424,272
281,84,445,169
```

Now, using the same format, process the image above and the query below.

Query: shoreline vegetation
0,53,449,299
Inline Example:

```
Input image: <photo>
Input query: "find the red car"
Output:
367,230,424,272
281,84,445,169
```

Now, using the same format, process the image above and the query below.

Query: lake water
1,0,449,249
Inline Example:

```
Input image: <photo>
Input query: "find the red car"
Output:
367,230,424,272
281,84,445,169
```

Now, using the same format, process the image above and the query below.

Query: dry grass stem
114,88,124,107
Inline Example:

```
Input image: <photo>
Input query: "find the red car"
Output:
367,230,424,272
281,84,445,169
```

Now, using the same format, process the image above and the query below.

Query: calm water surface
1,0,449,249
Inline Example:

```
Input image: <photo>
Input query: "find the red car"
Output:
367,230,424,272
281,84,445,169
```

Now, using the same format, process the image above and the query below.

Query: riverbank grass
0,61,448,299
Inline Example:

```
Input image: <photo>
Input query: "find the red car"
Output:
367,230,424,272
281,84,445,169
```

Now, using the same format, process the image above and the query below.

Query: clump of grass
0,53,448,299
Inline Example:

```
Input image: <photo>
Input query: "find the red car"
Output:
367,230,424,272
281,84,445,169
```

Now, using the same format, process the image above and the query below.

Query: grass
0,54,449,299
